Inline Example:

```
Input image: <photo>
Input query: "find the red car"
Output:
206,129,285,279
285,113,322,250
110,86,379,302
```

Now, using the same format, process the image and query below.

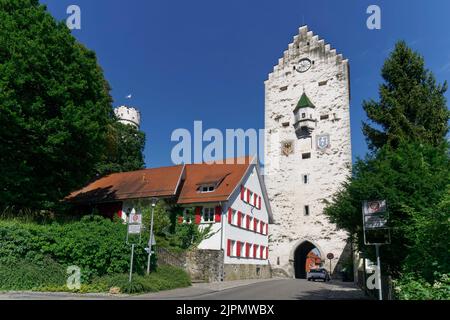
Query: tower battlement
114,105,141,128
267,25,348,82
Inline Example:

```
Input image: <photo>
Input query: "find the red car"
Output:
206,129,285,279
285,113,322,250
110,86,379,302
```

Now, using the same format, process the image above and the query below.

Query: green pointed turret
293,92,315,113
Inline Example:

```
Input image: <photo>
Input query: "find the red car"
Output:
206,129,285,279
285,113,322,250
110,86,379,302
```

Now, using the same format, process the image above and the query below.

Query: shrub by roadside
37,266,191,294
0,257,66,291
394,273,450,300
0,216,189,293
0,216,149,280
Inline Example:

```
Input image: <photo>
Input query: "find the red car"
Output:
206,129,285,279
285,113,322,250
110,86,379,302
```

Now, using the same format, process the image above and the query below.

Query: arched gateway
290,240,324,279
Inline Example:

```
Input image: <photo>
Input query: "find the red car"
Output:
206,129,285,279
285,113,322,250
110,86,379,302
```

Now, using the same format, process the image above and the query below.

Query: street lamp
146,197,158,274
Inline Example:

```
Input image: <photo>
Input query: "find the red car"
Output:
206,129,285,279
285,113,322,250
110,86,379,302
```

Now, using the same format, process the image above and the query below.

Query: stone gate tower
264,26,352,278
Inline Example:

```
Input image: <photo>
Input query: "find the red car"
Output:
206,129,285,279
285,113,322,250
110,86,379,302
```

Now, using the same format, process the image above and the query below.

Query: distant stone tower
264,26,352,278
114,105,141,128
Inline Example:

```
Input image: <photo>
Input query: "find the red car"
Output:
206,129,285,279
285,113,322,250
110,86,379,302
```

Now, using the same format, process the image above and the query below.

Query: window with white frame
183,208,192,224
198,184,216,193
232,210,238,225
202,207,215,223
240,213,246,227
254,245,260,259
231,240,237,256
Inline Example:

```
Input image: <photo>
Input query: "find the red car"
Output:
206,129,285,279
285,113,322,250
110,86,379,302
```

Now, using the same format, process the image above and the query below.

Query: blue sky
41,0,450,168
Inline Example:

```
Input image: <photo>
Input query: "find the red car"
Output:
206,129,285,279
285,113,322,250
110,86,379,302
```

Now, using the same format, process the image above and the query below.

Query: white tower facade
264,26,352,278
114,105,141,128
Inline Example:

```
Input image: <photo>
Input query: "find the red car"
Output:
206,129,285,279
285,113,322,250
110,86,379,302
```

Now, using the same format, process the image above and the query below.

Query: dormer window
198,184,216,193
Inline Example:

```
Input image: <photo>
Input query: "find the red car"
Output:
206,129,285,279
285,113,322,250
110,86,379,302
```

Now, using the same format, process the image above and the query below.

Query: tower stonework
114,105,141,128
264,26,352,278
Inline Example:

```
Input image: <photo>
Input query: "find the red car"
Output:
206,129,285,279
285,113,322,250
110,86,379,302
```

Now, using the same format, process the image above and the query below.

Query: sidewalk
133,278,279,300
0,278,279,300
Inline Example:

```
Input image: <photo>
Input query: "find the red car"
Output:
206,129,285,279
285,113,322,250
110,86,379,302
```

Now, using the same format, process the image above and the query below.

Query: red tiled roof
66,157,254,205
66,165,184,204
177,159,252,204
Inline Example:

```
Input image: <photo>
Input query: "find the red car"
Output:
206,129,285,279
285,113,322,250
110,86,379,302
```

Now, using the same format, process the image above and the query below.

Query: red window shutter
253,194,257,207
247,189,251,203
215,206,222,223
246,215,250,229
237,242,241,257
266,247,269,259
246,243,250,258
228,208,232,224
195,207,202,224
266,223,269,235
237,211,242,227
260,246,264,259
178,216,183,224
227,239,231,256
254,219,258,232
240,185,245,200
253,245,258,258
258,196,262,209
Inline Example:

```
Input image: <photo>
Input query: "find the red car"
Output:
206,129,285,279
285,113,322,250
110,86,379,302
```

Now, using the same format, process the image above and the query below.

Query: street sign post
146,198,158,275
326,253,334,278
362,200,390,301
126,208,142,283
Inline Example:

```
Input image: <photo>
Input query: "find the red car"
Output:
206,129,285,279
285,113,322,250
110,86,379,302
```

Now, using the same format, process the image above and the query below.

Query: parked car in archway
307,268,331,282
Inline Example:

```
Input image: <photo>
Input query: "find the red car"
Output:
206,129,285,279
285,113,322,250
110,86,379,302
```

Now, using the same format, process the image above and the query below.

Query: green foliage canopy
95,122,146,176
363,41,449,150
0,0,114,210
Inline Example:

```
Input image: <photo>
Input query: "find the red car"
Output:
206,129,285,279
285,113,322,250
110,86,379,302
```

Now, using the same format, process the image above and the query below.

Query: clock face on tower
297,58,312,73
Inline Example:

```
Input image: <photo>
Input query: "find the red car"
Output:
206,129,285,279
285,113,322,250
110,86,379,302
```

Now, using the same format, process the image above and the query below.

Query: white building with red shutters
67,156,273,280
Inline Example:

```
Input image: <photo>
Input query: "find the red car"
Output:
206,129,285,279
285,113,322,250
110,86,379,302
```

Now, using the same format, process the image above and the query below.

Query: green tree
363,41,449,150
0,0,114,210
324,142,449,277
95,122,146,176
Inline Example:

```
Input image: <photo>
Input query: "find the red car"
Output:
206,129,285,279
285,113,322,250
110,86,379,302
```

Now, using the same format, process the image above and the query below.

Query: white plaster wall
223,164,269,265
264,26,352,275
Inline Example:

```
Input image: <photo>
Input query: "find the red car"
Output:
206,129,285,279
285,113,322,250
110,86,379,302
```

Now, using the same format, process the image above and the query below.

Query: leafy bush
394,273,450,300
92,265,191,294
0,257,65,291
0,216,150,282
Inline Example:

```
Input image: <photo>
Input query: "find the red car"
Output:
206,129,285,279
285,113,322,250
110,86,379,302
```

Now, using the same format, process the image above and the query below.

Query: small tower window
320,114,330,120
302,153,311,159
302,174,309,184
304,205,310,216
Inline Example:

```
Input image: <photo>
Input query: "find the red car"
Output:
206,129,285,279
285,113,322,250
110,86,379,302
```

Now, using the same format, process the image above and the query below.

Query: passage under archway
293,241,323,279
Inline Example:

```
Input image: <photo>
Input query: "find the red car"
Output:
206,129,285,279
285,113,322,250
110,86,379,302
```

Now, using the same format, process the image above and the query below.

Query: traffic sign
128,224,142,235
364,214,388,229
363,200,387,215
327,253,334,260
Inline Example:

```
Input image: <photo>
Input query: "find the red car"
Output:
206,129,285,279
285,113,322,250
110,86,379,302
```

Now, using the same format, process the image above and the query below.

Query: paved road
138,279,368,300
0,279,368,300
192,279,367,300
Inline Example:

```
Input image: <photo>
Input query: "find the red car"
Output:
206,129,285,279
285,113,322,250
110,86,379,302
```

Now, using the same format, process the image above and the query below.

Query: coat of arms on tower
281,141,294,156
316,134,330,150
